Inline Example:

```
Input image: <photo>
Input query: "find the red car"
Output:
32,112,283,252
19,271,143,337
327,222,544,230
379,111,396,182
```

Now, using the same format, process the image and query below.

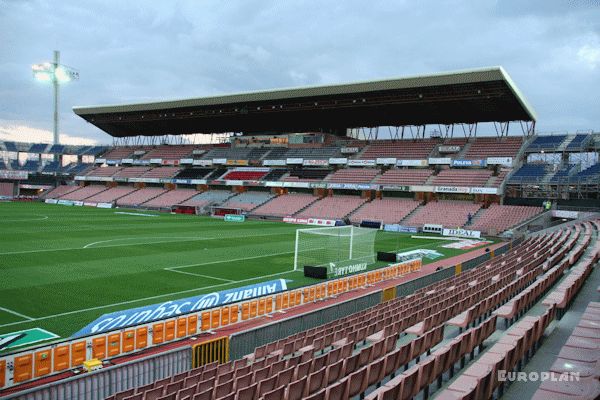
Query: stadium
1,3,600,399
1,64,599,399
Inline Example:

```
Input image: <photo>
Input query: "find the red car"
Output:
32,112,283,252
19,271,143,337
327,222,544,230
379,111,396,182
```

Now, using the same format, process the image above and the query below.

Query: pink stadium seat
116,188,167,206
375,168,433,185
112,167,151,178
141,167,181,179
102,147,136,159
85,186,139,203
403,200,481,228
359,140,437,160
43,185,80,199
252,194,318,217
469,204,543,234
296,196,367,220
431,168,493,187
85,166,122,177
60,185,109,201
143,189,197,208
464,136,523,159
325,168,379,183
141,145,195,160
349,198,421,224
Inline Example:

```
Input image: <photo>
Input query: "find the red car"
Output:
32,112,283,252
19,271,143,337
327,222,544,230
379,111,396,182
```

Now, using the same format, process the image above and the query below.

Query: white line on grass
2,215,49,222
0,270,296,329
0,306,34,321
0,231,292,256
163,269,235,282
83,236,208,249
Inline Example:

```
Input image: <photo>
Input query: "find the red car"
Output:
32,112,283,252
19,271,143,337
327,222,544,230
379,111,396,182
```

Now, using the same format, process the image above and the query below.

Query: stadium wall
2,347,190,400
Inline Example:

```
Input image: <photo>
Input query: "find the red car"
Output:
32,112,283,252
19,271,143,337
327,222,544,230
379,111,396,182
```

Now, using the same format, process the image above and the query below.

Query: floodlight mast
52,50,59,146
32,50,79,145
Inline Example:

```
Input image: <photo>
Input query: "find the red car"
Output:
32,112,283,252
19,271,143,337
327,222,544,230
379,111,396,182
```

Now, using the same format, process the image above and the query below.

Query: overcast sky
1,0,599,145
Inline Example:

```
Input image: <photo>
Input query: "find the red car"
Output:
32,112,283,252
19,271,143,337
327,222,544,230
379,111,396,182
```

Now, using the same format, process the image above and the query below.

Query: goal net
294,226,377,271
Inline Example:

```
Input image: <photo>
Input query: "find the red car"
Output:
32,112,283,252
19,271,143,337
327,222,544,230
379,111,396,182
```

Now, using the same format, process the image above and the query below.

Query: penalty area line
0,306,35,321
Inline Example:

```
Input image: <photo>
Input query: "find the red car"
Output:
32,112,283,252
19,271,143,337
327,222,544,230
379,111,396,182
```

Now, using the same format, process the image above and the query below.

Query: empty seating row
142,167,181,179
116,188,167,207
463,136,523,159
174,168,215,180
431,169,492,187
374,168,432,186
59,185,108,201
220,170,270,181
349,198,421,225
532,302,600,399
113,167,152,178
143,189,198,209
141,145,195,160
86,186,139,203
251,194,317,217
284,168,330,182
403,201,481,228
221,192,274,211
179,190,235,208
468,204,543,234
527,135,567,151
43,185,81,199
296,196,367,220
359,140,436,160
325,169,378,183
436,306,557,400
108,223,585,400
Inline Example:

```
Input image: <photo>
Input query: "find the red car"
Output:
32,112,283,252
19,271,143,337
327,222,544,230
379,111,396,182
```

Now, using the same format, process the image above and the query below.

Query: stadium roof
73,66,537,137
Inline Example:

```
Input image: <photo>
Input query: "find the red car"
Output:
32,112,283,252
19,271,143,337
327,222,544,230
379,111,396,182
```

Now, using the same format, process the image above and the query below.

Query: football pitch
0,202,496,345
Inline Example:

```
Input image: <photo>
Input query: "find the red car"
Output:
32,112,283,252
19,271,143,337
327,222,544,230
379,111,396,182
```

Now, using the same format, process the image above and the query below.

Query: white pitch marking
163,268,235,282
0,270,297,329
0,231,291,255
0,306,34,321
2,215,49,222
83,236,207,249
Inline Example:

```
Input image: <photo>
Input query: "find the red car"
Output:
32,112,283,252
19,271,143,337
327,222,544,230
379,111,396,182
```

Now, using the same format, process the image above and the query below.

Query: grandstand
2,67,600,400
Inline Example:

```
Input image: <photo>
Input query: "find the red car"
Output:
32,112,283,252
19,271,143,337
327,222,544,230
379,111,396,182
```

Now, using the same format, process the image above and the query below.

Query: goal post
293,226,377,272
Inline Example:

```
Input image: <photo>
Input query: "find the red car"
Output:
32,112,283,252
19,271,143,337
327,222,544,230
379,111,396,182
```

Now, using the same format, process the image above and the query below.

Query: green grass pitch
0,202,496,346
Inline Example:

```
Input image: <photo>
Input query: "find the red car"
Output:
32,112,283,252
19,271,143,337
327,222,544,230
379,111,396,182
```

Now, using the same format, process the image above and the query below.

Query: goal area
293,226,377,271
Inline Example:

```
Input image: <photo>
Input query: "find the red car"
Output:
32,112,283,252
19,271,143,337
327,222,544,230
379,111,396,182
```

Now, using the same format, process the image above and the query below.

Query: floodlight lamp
55,66,71,83
33,71,52,82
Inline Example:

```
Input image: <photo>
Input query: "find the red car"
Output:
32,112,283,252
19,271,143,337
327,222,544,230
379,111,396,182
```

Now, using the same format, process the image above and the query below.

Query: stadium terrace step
349,198,421,225
251,193,318,218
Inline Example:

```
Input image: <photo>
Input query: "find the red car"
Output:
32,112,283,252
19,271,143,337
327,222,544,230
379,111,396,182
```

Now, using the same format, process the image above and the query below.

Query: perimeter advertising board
73,279,288,337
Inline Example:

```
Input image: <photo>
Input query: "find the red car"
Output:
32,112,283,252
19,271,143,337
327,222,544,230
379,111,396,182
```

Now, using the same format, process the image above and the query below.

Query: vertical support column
293,229,299,271
349,225,354,260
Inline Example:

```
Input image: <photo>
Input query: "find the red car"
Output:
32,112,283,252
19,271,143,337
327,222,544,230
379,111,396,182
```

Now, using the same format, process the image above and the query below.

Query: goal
293,226,377,271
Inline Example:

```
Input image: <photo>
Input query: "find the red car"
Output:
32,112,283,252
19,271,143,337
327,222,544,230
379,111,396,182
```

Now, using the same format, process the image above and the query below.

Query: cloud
0,120,98,145
0,0,599,144
578,43,600,69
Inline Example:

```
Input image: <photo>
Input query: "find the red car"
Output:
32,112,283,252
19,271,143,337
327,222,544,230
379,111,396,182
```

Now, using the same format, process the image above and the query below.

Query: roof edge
73,66,508,116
